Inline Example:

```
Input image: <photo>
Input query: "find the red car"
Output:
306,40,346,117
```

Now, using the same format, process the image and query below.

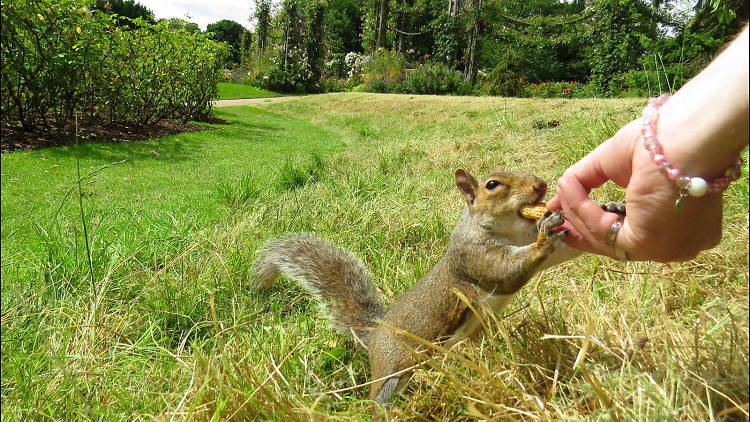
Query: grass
1,94,748,421
217,83,282,100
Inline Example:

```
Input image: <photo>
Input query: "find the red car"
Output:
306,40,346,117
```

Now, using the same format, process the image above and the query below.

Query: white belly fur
453,294,514,340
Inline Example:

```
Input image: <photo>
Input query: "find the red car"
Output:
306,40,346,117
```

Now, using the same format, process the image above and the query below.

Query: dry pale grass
167,93,747,421
3,93,744,421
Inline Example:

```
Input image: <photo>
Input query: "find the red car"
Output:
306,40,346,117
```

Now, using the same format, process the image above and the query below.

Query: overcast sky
139,0,254,30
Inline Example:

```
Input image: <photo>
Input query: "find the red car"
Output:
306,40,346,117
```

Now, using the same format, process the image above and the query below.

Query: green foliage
324,0,364,54
319,75,352,92
522,80,595,98
0,0,230,130
478,61,522,97
304,1,327,92
589,0,658,95
163,17,200,34
256,67,306,94
254,0,272,52
401,62,471,95
479,0,591,83
431,11,467,67
207,19,246,65
362,49,406,93
90,0,154,26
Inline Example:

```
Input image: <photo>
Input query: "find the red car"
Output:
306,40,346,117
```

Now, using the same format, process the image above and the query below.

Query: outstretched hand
547,120,724,262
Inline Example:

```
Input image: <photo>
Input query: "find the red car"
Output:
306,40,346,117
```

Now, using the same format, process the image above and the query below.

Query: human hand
547,119,724,262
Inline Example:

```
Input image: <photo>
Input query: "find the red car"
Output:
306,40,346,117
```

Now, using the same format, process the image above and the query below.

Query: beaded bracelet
641,93,744,211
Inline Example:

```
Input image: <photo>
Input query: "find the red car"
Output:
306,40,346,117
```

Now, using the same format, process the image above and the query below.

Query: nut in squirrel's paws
537,211,567,239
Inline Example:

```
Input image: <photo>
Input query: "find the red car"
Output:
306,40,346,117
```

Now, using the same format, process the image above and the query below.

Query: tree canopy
207,19,246,65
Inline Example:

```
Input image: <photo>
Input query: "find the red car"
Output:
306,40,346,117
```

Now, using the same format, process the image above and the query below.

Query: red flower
563,88,571,94
519,77,525,85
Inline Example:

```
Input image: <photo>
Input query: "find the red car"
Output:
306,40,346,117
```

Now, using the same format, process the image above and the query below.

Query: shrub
319,76,350,93
255,66,306,94
478,62,523,97
0,0,229,130
401,62,471,95
522,81,595,98
362,49,406,93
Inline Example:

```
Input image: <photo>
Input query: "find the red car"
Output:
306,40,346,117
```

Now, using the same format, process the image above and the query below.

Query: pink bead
667,168,681,180
642,105,657,119
642,126,655,139
653,154,666,165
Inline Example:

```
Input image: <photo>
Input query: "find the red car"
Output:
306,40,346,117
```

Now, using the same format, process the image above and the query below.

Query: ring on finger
606,217,629,260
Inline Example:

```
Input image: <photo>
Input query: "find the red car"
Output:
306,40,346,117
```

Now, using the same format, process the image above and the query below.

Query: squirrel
253,168,585,412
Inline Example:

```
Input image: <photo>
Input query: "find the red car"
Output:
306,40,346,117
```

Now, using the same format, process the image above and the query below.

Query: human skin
548,26,749,262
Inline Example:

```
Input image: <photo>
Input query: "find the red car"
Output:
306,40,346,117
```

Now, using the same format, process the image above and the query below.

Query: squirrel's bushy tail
254,233,386,344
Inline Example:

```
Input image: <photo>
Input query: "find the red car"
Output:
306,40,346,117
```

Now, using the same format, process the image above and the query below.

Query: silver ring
606,218,622,246
607,217,629,260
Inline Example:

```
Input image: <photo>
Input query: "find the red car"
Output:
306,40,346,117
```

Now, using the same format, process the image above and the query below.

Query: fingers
548,120,645,257
555,174,623,257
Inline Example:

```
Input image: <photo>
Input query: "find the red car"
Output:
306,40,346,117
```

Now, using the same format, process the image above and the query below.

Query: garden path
213,96,303,107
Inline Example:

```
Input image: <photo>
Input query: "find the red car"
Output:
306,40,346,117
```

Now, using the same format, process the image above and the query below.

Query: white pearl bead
688,177,708,197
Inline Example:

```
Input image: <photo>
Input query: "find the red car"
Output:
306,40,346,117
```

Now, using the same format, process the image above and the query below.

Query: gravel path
213,96,303,107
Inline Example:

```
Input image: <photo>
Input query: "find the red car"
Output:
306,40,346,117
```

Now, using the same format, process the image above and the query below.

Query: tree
90,0,155,26
324,0,364,53
305,1,327,90
164,17,200,34
374,0,390,50
240,29,254,65
254,0,272,53
589,0,658,94
207,19,246,65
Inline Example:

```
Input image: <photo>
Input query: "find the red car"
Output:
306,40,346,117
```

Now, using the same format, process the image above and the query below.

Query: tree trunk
464,0,482,81
375,0,389,50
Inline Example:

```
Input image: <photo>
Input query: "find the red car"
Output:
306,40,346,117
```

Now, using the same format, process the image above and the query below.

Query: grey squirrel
253,168,586,412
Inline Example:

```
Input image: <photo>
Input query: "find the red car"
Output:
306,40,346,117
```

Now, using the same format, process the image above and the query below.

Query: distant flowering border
523,80,594,98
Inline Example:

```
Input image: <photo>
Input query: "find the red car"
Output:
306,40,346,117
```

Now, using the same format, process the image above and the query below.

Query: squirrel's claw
537,210,564,236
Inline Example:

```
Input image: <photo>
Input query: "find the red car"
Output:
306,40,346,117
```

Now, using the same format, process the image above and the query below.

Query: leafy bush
478,62,523,97
255,66,307,94
362,49,406,93
0,0,229,130
401,62,471,95
319,76,351,93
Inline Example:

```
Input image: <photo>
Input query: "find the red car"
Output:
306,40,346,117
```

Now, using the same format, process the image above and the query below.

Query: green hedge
1,0,230,131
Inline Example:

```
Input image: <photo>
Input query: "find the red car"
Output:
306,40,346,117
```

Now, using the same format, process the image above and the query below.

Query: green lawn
1,94,747,420
217,82,282,100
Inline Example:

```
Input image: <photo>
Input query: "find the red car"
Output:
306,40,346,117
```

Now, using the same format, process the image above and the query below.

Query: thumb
550,120,641,255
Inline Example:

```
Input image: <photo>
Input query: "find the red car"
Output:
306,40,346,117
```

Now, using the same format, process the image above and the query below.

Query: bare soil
1,115,228,153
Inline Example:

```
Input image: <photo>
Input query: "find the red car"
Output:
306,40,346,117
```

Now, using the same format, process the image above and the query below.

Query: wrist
655,27,748,180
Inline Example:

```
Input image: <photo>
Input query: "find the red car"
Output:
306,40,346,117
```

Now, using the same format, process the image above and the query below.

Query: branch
387,25,433,36
497,11,591,28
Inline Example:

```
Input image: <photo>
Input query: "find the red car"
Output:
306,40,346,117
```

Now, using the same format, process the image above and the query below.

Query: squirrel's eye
485,180,502,190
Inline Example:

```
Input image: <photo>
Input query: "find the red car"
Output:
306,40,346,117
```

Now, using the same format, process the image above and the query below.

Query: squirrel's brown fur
253,168,582,412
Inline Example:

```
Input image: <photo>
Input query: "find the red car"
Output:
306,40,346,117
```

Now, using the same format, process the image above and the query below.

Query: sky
139,0,253,31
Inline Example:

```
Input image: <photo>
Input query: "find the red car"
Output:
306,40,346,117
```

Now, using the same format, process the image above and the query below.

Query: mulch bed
1,115,229,153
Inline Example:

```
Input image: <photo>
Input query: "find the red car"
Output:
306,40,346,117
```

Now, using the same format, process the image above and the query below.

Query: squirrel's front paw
537,211,567,242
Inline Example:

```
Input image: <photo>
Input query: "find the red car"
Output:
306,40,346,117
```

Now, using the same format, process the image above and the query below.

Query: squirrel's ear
455,169,478,205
